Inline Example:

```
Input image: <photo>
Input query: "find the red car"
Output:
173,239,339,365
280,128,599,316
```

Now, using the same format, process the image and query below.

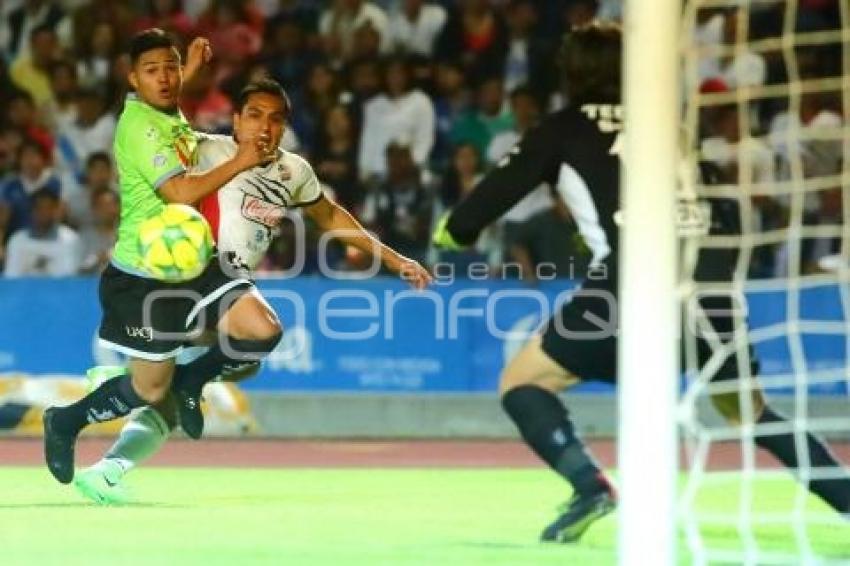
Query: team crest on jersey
241,194,284,228
278,163,292,181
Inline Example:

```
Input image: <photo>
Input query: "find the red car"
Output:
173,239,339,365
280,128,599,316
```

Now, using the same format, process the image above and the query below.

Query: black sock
53,374,146,435
755,405,850,513
502,385,605,496
173,334,281,394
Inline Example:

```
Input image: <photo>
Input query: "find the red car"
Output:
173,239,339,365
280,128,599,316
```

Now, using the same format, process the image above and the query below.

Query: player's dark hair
559,21,622,105
86,151,112,170
236,78,292,116
129,28,179,64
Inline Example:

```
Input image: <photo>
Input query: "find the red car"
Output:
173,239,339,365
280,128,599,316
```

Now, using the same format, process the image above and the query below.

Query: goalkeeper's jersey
447,104,622,274
192,134,323,270
446,103,742,285
111,94,198,272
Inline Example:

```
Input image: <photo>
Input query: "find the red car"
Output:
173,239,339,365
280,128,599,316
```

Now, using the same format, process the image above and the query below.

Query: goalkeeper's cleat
540,488,617,543
43,407,77,484
431,212,465,251
74,460,131,505
86,365,127,392
173,383,204,440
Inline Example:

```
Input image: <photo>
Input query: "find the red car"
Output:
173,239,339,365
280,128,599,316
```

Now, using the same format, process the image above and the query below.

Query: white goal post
618,0,682,564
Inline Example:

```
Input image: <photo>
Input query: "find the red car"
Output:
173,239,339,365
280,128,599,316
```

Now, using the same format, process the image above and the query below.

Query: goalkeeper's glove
431,212,465,251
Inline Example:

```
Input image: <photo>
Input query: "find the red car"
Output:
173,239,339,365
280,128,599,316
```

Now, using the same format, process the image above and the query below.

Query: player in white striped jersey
74,78,432,504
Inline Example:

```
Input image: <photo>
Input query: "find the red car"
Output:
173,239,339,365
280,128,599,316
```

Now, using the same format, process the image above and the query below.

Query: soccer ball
138,204,214,282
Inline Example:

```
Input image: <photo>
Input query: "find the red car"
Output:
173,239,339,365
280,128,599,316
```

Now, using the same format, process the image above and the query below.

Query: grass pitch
0,468,846,565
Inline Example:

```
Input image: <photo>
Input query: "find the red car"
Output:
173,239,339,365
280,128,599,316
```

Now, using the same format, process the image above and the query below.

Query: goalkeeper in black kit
433,22,850,543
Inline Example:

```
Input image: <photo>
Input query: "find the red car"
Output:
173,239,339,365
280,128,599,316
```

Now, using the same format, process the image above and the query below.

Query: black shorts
98,256,254,361
540,280,759,384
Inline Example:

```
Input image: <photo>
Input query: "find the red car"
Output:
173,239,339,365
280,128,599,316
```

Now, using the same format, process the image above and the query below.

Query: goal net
677,0,849,563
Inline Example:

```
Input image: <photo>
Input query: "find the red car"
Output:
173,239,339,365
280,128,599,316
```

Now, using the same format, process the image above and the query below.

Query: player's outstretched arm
159,135,274,205
435,118,561,249
304,196,432,290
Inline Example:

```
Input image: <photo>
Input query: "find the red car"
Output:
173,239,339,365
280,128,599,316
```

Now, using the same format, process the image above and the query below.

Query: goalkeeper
433,22,850,543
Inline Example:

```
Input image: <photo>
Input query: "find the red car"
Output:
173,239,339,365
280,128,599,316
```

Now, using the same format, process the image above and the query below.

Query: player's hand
185,37,212,73
386,255,433,290
431,212,465,251
234,134,276,170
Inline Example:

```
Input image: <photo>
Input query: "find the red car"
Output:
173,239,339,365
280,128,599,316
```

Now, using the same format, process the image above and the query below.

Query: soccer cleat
43,407,77,484
173,384,204,440
74,460,131,505
540,489,617,543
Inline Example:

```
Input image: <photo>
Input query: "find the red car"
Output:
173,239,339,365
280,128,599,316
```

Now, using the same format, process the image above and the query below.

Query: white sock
99,407,171,476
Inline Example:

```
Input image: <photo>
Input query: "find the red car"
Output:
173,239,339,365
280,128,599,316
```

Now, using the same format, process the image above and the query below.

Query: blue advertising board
0,277,845,394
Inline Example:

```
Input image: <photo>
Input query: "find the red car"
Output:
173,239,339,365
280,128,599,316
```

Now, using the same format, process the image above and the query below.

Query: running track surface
2,438,848,470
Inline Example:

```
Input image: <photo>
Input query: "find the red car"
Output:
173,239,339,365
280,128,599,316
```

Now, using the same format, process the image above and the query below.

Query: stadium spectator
290,62,345,156
503,0,554,100
67,0,133,64
261,16,320,91
62,151,114,230
41,59,78,131
55,87,115,181
4,0,65,60
267,0,321,34
431,60,472,167
361,142,432,263
75,21,122,91
343,57,383,125
350,21,384,61
358,57,435,180
0,128,24,181
0,139,61,243
313,105,362,211
435,0,509,85
319,0,390,63
699,8,767,89
450,76,513,158
387,0,447,57
133,0,195,38
78,187,118,274
10,24,61,107
196,0,264,84
3,188,80,277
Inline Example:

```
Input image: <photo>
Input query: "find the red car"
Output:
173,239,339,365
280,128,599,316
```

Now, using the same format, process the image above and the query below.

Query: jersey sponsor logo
277,163,292,181
125,326,154,342
152,153,167,168
241,193,284,228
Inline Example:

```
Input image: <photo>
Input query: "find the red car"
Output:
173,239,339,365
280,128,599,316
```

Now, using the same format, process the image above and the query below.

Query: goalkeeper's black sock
52,374,146,436
755,405,850,514
172,334,281,394
502,385,608,496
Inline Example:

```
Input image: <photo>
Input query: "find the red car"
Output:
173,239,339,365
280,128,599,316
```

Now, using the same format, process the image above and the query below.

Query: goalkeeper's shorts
540,280,759,384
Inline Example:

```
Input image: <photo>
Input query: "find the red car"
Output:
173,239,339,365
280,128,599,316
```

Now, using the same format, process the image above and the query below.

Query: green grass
0,468,847,565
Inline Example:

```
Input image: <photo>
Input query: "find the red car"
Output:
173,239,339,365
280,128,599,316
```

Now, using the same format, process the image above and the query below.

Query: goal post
618,0,682,564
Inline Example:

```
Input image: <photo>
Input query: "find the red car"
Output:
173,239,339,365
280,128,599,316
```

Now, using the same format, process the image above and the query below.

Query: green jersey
111,94,197,272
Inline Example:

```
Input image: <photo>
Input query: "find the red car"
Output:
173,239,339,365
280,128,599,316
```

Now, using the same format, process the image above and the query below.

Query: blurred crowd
0,0,844,280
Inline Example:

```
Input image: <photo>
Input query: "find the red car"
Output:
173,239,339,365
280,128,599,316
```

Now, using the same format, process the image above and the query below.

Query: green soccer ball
138,204,214,282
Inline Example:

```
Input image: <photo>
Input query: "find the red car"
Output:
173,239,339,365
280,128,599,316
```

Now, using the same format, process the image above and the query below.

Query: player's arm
434,119,562,249
182,37,212,92
304,195,432,290
158,136,271,205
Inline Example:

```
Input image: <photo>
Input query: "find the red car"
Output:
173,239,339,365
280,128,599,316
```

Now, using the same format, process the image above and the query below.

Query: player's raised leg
499,335,616,543
171,288,282,439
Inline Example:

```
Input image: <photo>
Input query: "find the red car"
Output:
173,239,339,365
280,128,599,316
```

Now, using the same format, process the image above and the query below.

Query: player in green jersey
43,29,280,485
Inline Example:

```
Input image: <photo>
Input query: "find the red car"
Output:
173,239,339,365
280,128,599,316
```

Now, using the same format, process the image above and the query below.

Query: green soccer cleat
431,212,465,251
73,460,131,506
